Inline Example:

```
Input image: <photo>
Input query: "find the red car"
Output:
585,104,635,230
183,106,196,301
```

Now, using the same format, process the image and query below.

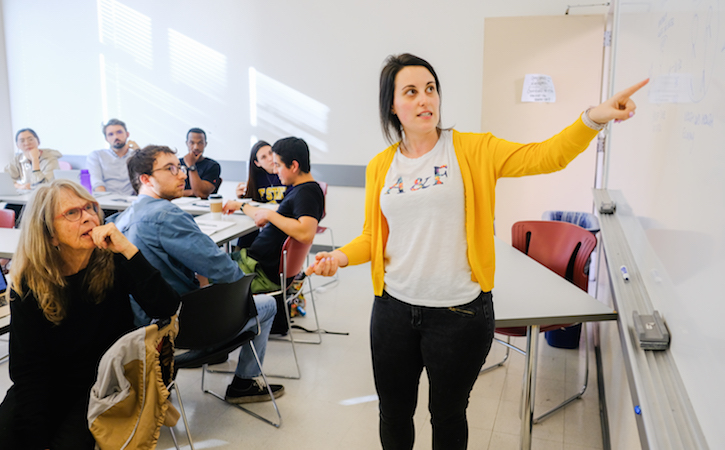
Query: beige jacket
4,148,62,187
88,317,179,450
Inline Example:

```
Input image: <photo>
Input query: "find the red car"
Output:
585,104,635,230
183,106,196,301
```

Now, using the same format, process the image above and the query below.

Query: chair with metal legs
310,181,338,289
169,274,281,449
480,220,597,423
264,236,322,380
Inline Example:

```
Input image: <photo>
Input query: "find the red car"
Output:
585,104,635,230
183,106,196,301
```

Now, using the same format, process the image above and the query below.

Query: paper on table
109,196,136,204
172,197,197,205
195,219,236,236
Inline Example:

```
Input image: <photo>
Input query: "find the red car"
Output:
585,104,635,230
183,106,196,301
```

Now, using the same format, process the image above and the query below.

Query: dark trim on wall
59,155,366,188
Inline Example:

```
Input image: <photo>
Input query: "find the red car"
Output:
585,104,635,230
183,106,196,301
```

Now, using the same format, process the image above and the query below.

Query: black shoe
225,379,285,404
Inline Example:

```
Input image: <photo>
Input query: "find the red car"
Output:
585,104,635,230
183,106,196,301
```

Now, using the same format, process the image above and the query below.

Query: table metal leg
520,325,539,450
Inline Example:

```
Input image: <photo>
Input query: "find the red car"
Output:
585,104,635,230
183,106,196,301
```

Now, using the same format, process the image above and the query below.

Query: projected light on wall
97,0,153,69
169,29,228,102
249,67,330,153
102,63,209,135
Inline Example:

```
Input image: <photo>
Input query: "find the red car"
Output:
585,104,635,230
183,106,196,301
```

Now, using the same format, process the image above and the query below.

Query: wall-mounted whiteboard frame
604,1,725,448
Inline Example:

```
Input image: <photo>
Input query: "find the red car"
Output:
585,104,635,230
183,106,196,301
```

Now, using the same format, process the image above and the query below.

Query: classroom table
1,191,217,216
0,192,31,206
0,228,21,259
194,212,259,249
0,192,135,211
491,237,617,450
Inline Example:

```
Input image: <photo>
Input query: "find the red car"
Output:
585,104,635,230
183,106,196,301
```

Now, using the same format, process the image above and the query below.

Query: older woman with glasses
0,179,180,449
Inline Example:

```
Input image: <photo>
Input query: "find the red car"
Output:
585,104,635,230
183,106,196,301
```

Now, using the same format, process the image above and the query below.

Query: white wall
0,0,608,245
0,0,607,164
0,2,13,169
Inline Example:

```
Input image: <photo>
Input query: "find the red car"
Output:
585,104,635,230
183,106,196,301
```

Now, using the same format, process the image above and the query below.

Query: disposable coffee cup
209,194,223,220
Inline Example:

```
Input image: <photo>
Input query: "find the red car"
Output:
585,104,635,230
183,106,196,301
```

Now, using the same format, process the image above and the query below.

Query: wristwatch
188,165,197,172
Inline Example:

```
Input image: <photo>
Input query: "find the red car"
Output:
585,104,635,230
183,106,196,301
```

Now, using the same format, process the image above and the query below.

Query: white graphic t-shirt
380,130,482,307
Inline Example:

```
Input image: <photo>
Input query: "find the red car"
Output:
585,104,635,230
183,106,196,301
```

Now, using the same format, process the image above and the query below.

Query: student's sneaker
225,378,285,404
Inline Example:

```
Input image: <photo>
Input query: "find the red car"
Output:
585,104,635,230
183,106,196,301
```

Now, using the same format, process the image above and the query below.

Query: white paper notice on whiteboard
522,74,556,103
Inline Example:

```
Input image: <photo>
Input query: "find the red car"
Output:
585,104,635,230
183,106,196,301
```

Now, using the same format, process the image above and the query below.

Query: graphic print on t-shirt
258,185,287,203
385,165,448,194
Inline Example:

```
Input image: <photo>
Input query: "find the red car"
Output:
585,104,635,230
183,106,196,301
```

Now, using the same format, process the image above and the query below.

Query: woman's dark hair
379,53,442,145
244,140,272,201
15,128,40,145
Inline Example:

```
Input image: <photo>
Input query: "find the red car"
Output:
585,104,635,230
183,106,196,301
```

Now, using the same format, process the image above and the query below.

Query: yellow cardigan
338,116,599,296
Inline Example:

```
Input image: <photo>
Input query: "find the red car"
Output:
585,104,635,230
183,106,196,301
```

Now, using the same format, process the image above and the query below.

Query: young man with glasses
107,145,284,403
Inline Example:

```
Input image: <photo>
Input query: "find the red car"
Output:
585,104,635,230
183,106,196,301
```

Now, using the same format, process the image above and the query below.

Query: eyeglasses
151,164,187,176
55,202,99,222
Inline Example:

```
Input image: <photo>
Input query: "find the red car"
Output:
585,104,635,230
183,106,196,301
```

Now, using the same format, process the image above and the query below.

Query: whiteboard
606,1,725,447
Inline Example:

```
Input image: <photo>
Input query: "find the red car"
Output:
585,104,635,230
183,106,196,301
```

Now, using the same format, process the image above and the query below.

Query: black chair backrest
175,274,256,350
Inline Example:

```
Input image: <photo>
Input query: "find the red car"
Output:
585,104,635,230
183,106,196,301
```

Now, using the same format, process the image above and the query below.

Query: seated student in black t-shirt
179,127,222,199
223,137,324,293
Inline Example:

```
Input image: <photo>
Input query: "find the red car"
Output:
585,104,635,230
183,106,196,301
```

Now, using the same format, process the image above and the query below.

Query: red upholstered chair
311,181,338,287
481,220,597,423
266,236,318,379
0,209,14,229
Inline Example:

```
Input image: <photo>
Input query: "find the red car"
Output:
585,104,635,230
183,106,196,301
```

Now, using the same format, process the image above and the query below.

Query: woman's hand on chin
91,223,138,259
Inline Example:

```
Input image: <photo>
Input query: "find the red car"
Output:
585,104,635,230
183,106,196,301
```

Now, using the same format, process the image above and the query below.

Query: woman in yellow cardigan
311,53,647,450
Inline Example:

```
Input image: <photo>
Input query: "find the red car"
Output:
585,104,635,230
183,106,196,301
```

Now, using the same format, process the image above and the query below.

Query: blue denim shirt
107,195,243,295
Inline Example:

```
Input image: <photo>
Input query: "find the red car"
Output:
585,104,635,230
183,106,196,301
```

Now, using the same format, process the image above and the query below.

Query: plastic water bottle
20,155,32,185
80,169,92,193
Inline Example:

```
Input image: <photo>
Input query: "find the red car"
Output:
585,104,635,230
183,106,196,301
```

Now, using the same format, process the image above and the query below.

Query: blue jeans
235,293,276,378
371,291,495,450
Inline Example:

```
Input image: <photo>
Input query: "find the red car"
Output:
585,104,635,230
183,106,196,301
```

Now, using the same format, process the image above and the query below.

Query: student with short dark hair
179,127,221,198
110,145,284,404
223,137,324,293
86,118,139,195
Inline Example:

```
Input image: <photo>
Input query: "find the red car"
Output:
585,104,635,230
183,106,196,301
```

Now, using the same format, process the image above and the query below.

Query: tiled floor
0,262,604,449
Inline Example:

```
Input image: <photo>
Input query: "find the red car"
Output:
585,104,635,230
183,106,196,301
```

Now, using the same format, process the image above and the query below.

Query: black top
180,156,221,196
7,251,180,449
248,181,324,280
252,171,288,203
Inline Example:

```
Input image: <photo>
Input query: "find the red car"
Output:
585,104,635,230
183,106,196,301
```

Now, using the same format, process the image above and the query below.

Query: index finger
616,78,649,99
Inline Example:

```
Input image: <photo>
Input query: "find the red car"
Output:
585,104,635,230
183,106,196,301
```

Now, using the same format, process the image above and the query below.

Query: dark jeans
371,291,495,450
